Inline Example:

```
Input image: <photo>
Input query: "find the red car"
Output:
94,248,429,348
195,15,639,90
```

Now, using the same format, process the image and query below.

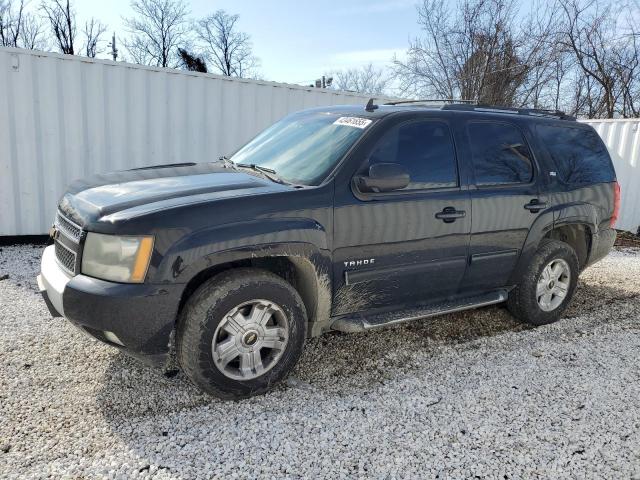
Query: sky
70,0,421,85
38,0,638,86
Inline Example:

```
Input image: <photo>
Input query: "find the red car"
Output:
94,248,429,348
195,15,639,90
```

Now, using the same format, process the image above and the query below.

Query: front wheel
507,239,579,326
177,268,307,399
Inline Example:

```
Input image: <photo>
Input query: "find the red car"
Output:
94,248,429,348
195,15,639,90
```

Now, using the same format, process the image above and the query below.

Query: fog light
103,331,124,346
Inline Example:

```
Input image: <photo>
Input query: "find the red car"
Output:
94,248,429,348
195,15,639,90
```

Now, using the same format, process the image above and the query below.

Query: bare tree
0,0,48,50
548,52,574,112
511,1,567,108
19,11,47,49
82,17,105,57
394,0,564,106
330,63,391,95
196,10,259,77
1,0,48,50
42,0,75,54
558,0,614,117
395,0,639,117
0,0,25,47
618,3,640,116
394,0,530,104
0,1,8,45
557,0,640,118
123,0,189,67
392,0,457,99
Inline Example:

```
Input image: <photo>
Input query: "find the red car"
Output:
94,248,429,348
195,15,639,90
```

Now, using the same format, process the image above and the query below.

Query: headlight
82,233,154,283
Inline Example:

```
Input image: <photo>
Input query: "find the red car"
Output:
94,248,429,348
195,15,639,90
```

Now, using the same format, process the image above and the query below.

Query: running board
330,290,509,333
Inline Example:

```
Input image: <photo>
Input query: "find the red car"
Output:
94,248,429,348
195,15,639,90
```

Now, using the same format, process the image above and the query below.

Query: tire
176,268,307,399
507,239,579,326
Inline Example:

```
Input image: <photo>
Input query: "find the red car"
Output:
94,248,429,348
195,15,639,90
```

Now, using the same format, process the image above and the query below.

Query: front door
332,118,471,316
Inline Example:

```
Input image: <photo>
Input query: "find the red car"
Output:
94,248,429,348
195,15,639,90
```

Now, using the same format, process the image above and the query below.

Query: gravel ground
1,245,640,479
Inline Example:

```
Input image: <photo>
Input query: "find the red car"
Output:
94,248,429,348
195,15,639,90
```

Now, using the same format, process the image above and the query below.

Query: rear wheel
177,268,307,399
507,239,579,326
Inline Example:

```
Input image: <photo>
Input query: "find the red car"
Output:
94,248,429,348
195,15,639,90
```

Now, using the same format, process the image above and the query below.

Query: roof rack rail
440,104,576,121
381,99,576,121
384,98,476,106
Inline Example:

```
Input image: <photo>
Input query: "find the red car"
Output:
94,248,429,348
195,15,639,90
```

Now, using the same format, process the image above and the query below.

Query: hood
59,162,290,225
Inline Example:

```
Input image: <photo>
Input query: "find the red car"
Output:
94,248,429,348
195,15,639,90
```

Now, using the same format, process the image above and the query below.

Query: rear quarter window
536,125,615,186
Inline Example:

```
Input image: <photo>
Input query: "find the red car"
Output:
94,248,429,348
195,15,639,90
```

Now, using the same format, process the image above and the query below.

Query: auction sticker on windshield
333,117,373,129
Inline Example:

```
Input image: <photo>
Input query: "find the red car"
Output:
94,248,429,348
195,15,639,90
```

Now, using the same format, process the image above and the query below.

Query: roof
305,101,578,124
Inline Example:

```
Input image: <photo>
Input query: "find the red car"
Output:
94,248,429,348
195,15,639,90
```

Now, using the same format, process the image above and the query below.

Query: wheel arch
175,244,333,338
510,204,597,284
549,201,600,269
509,210,556,285
543,222,592,269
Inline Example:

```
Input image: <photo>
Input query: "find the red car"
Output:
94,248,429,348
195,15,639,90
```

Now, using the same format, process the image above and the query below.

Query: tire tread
507,239,579,326
176,268,307,399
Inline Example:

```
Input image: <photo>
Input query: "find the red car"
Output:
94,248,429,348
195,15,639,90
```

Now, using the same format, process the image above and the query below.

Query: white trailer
1,47,637,236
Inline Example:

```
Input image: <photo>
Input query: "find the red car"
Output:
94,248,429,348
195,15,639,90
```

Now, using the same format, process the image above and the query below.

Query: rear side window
467,122,534,186
368,120,458,190
536,125,615,186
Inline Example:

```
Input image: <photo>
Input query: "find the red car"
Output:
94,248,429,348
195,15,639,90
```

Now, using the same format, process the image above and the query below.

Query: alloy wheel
211,299,289,380
536,258,571,312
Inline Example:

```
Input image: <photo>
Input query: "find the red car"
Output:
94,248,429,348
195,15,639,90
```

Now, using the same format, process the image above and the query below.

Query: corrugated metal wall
0,47,386,235
580,119,640,233
2,46,638,236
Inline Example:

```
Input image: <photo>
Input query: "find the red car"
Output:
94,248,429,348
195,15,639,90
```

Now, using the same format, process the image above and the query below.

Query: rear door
459,120,547,292
331,117,472,315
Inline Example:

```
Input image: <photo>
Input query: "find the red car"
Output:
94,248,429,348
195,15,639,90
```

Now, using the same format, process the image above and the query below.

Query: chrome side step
330,290,509,333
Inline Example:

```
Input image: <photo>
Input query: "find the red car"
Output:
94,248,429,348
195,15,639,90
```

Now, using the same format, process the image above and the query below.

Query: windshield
230,111,373,185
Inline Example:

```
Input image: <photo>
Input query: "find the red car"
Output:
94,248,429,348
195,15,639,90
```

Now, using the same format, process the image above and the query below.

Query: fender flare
509,203,598,284
156,219,333,336
553,201,599,234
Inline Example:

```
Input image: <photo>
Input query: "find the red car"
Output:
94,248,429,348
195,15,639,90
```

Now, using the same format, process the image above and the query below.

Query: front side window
230,112,372,186
367,120,458,190
467,122,534,186
536,125,615,186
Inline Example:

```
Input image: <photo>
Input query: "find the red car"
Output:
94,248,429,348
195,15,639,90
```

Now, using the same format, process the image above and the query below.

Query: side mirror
355,163,411,193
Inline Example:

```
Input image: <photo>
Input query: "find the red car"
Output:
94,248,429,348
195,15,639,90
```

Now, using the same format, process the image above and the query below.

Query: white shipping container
580,119,640,233
2,47,638,236
0,47,388,235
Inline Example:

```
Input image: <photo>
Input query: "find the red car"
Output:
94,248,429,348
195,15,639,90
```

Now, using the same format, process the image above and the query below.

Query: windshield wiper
220,156,281,182
237,163,277,174
236,163,293,185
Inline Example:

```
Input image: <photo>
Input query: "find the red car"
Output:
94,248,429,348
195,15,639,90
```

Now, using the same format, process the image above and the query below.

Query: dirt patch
615,230,640,248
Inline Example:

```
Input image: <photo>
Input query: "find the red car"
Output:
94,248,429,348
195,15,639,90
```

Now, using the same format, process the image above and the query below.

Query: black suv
38,101,620,399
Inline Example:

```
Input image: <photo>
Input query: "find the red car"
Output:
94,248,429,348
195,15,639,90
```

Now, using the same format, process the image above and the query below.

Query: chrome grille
54,211,83,275
54,240,77,275
55,211,82,242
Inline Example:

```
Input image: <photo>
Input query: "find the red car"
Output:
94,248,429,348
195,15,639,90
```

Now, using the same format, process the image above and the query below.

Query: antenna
107,32,118,62
365,98,378,112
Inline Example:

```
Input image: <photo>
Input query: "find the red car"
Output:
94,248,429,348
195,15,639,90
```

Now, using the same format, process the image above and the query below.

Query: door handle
524,199,547,213
435,207,466,223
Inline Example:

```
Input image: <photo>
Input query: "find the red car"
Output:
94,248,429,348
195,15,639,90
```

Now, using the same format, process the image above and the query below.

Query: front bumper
37,245,68,317
37,245,183,367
